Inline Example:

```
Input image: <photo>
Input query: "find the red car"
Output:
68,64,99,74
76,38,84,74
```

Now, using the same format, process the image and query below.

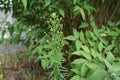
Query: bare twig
109,0,120,21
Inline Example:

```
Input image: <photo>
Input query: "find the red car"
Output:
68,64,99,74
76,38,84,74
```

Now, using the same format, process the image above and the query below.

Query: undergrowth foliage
66,22,120,80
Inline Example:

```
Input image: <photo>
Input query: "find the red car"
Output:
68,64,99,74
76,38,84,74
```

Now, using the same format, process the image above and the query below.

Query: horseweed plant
29,13,66,80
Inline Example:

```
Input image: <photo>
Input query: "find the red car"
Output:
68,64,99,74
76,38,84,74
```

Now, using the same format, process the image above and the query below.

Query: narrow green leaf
90,31,97,41
79,22,89,28
72,51,92,60
80,31,85,43
72,59,88,65
65,36,76,41
106,51,115,64
81,46,90,53
91,49,98,58
98,42,104,52
73,5,80,11
74,5,85,20
73,29,79,39
58,9,65,17
104,59,113,70
79,7,85,20
75,40,82,50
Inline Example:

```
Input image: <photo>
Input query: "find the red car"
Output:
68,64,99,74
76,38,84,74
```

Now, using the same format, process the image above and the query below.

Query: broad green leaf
71,69,81,75
72,59,88,65
72,51,92,60
87,69,107,80
108,21,116,27
91,49,97,58
70,75,81,80
99,33,107,37
88,39,95,46
81,46,90,53
81,64,88,77
85,30,91,39
21,0,27,9
90,21,96,27
104,59,113,71
97,54,104,61
99,38,108,46
107,31,119,36
106,51,115,64
116,20,120,26
79,22,89,28
73,29,79,39
58,9,65,17
86,63,101,70
98,42,104,52
73,0,78,4
79,7,85,20
80,31,85,43
102,0,105,3
41,59,49,69
93,27,99,37
74,5,85,20
90,31,97,41
73,5,80,11
112,62,120,72
75,40,82,50
45,0,51,7
111,73,120,80
65,36,76,41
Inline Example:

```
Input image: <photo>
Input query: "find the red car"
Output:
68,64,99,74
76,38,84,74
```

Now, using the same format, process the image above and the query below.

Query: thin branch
109,0,120,21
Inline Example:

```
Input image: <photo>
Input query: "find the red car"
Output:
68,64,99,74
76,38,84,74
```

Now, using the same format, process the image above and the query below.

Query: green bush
66,22,120,80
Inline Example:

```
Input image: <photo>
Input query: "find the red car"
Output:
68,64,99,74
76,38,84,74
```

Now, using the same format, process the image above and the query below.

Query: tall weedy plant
29,13,66,80
47,13,66,80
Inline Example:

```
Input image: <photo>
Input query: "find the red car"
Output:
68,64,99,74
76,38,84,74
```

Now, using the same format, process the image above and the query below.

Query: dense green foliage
0,0,120,80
